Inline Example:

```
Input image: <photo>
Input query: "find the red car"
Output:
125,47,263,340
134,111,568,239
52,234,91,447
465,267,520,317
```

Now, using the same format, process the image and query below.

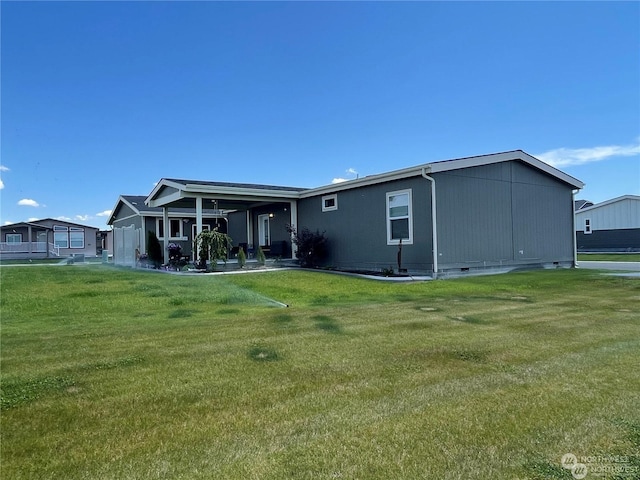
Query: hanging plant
194,229,232,268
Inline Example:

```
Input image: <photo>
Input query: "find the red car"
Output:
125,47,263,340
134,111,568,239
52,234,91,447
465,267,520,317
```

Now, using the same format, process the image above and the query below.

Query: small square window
584,219,592,234
322,194,338,212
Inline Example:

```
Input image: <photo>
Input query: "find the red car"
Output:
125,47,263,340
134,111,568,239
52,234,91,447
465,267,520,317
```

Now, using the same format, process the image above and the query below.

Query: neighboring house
0,218,99,261
575,195,640,252
130,150,583,277
107,195,229,260
574,199,594,211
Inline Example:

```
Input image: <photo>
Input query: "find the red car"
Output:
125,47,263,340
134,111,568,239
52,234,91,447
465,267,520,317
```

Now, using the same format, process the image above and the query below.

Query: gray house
0,218,99,261
575,195,640,252
136,150,583,276
107,195,231,261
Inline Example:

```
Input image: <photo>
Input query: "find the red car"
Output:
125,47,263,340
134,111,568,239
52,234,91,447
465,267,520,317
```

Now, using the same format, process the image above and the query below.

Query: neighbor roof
573,195,640,214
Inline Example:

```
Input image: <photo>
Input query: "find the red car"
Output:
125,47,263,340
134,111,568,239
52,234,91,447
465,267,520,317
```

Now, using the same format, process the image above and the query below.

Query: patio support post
289,200,298,259
27,225,33,255
246,210,253,251
162,207,169,265
195,196,203,262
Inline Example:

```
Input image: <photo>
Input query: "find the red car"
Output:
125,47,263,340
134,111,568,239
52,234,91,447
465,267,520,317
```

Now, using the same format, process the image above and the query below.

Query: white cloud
27,217,40,222
536,139,640,168
332,168,359,184
0,165,9,172
96,210,112,217
75,215,90,222
18,198,40,207
55,216,72,222
4,220,13,225
0,178,4,190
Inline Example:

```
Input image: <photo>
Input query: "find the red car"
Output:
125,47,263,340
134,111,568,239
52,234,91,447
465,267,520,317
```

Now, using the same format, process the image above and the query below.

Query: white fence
0,241,48,253
113,226,142,267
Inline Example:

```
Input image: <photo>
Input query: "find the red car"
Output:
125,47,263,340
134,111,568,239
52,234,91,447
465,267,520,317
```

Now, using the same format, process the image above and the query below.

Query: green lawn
1,265,638,479
578,253,640,262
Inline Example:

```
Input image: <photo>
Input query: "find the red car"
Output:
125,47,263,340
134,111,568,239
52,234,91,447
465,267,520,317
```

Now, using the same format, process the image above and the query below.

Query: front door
258,214,270,247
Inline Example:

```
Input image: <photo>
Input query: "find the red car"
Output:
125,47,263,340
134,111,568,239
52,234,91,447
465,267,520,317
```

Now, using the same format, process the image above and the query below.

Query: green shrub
147,231,163,268
286,224,328,268
237,247,246,268
256,246,266,265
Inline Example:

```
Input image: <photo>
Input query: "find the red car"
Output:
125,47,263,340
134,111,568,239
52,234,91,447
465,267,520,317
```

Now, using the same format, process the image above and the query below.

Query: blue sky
2,1,639,231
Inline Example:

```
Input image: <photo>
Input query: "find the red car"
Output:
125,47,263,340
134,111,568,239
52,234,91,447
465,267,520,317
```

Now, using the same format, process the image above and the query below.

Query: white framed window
584,218,592,234
69,227,84,248
157,218,184,239
386,189,413,245
322,194,338,212
53,225,69,248
6,233,22,243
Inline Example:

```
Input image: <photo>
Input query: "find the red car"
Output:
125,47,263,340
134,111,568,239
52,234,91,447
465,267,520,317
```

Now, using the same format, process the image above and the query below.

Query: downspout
572,189,579,268
421,167,438,279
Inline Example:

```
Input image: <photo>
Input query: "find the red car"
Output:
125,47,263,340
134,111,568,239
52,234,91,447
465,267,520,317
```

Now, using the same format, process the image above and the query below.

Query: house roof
1,218,99,231
146,178,306,209
107,193,233,225
573,195,640,214
574,199,594,211
144,150,584,208
301,150,584,196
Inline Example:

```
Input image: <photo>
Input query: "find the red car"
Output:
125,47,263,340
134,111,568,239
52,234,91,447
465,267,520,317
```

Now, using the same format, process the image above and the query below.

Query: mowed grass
577,253,640,262
1,266,638,479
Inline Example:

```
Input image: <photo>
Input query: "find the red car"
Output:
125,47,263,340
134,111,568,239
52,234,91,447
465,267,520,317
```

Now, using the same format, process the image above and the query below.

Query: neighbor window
69,227,84,248
584,218,592,234
53,225,84,248
322,194,338,212
6,233,22,244
157,219,183,239
386,189,413,245
53,225,69,248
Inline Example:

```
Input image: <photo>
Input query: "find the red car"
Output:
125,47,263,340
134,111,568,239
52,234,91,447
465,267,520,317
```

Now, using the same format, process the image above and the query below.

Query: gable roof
574,199,594,211
144,150,584,208
1,218,99,231
301,150,584,197
573,195,640,214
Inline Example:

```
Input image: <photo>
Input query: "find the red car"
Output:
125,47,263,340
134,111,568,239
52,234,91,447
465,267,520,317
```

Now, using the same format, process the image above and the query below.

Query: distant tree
147,231,163,268
286,224,328,268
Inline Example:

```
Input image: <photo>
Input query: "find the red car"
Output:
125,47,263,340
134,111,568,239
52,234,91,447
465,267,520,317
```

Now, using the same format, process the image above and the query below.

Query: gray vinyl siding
111,203,142,229
435,161,574,270
577,228,640,252
227,211,247,245
298,177,433,272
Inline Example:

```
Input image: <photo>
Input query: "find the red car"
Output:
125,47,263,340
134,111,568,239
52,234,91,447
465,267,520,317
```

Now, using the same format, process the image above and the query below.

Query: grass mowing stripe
1,266,638,479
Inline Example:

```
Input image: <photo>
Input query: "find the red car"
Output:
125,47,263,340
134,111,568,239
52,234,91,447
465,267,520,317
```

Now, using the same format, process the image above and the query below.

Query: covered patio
145,179,305,264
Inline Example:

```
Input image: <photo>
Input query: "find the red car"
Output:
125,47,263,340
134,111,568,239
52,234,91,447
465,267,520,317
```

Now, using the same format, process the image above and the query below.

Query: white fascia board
574,195,640,213
146,179,185,202
183,183,301,199
302,151,584,198
107,195,145,225
427,151,585,189
106,196,126,225
300,167,423,198
147,190,185,208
